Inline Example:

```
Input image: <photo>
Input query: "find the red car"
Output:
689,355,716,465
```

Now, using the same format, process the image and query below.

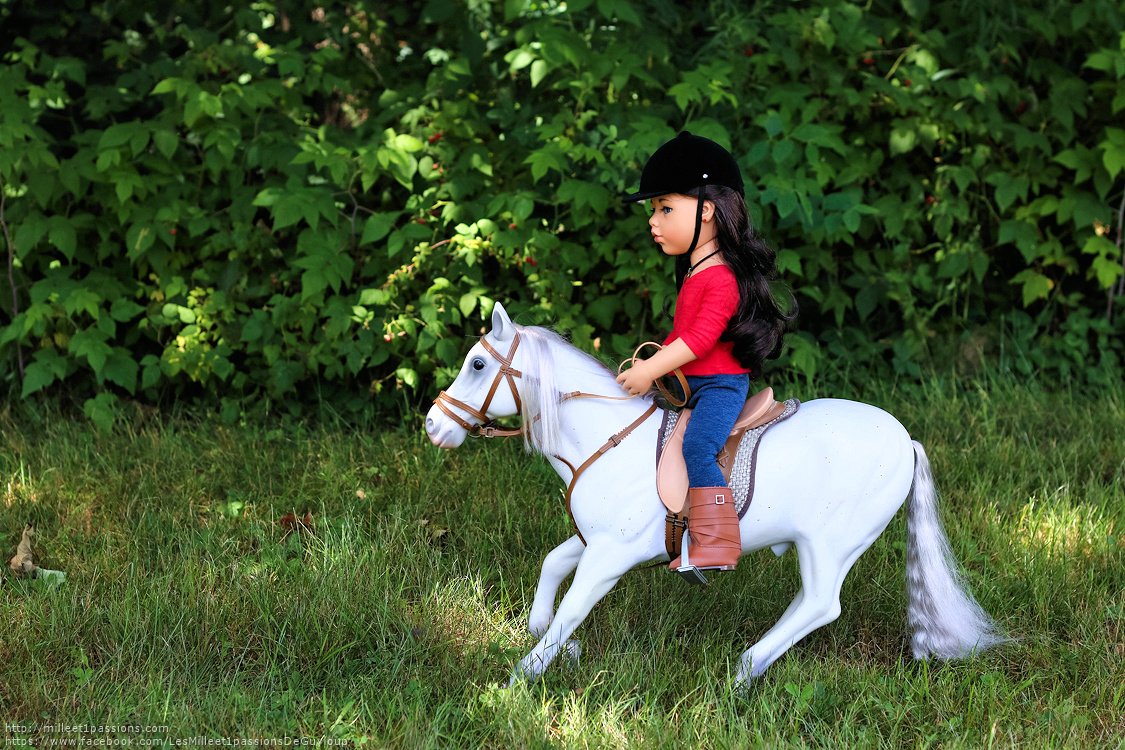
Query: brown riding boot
669,486,741,571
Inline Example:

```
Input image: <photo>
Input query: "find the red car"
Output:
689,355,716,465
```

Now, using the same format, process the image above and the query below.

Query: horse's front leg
509,543,632,686
528,534,585,638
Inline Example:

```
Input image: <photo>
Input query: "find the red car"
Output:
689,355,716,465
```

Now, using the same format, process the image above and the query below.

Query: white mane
510,325,623,457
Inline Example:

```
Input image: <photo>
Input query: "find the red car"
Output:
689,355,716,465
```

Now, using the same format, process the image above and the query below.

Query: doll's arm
615,338,696,396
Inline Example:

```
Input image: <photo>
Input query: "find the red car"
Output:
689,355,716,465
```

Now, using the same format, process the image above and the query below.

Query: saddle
657,386,785,514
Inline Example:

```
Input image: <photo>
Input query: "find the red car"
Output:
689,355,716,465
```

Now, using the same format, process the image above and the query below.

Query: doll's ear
701,199,716,223
490,302,515,342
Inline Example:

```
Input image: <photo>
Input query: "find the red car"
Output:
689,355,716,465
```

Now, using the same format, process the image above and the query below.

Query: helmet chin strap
686,183,707,255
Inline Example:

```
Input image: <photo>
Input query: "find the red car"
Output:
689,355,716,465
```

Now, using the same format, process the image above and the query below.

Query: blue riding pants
681,373,750,488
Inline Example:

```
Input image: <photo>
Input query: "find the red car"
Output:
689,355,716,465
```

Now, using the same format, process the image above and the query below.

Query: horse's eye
472,358,486,371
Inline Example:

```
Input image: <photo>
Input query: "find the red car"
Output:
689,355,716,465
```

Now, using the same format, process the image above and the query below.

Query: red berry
428,133,442,143
863,58,875,65
903,79,911,86
416,219,426,224
509,223,517,229
1017,102,1027,114
525,257,537,267
744,49,754,57
925,196,935,205
170,228,177,235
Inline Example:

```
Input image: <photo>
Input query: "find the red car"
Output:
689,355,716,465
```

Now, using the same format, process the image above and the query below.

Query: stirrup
674,529,710,585
674,525,736,586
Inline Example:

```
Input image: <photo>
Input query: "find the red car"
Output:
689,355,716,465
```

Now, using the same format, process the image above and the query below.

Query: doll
616,132,796,572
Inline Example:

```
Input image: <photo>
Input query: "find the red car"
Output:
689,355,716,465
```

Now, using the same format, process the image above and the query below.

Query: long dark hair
671,185,797,378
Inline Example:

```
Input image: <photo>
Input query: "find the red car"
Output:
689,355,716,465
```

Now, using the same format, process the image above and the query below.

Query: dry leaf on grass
8,523,66,586
9,523,36,576
278,511,315,542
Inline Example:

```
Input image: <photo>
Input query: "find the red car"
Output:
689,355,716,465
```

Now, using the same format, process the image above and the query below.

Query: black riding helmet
621,131,744,255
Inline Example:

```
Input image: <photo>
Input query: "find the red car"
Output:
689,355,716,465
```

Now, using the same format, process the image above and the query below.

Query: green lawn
1,379,1123,748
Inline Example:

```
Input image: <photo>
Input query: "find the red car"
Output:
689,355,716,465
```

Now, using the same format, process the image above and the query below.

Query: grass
0,377,1123,748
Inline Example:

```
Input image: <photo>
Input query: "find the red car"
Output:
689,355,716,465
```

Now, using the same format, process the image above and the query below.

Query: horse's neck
544,344,655,458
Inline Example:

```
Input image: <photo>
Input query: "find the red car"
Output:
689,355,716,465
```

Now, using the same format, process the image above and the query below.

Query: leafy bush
1,0,1123,427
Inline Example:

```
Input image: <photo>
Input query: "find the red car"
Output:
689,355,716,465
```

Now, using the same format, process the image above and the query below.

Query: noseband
433,333,525,438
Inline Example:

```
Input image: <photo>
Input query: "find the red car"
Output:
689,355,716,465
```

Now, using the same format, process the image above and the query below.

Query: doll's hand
616,364,655,396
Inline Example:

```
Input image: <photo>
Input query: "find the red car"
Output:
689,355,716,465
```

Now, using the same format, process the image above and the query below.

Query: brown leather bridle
432,333,525,439
431,331,673,547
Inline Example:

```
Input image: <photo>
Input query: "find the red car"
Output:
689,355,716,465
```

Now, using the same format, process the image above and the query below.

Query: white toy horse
425,303,1005,689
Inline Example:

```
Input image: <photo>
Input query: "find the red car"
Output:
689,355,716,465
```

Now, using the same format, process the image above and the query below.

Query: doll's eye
472,358,486,371
661,206,672,214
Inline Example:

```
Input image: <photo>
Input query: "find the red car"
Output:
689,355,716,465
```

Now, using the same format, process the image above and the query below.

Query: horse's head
425,303,524,449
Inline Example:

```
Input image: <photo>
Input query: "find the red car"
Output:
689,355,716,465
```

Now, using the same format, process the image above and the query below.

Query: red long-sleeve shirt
662,265,749,376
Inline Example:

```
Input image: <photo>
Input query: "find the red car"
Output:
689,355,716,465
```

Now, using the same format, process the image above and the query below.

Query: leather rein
433,333,682,545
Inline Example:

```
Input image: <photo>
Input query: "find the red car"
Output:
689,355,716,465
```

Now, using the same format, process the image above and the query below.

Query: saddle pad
657,398,800,520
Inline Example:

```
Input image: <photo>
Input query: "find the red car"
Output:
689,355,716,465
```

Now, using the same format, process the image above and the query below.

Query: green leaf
1082,234,1118,257
140,355,162,390
273,195,307,230
855,283,883,321
763,114,783,138
504,0,529,21
900,0,930,18
151,78,181,95
998,219,1041,263
395,367,418,388
64,288,101,319
126,223,156,261
48,216,76,259
21,348,68,397
153,130,178,159
110,297,144,322
101,349,139,393
360,213,398,245
1011,269,1053,306
82,393,117,432
524,147,564,183
530,59,549,88
1091,255,1124,288
772,140,795,165
98,123,135,151
889,128,916,155
992,173,1029,213
459,292,479,317
14,215,47,257
69,328,114,372
506,49,535,73
1101,142,1125,179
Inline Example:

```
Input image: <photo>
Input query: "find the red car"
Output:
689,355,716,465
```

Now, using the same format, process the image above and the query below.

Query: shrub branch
0,185,24,380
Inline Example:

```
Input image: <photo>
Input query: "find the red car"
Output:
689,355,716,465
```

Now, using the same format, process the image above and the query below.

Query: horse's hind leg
528,534,585,638
735,540,867,687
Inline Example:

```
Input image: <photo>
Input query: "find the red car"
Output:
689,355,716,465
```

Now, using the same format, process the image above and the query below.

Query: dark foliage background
1,0,1123,427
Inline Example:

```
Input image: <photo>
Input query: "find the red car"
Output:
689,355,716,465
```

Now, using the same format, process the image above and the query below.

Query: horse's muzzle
425,407,468,449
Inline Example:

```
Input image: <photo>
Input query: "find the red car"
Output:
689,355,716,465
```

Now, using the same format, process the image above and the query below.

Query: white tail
906,441,1008,660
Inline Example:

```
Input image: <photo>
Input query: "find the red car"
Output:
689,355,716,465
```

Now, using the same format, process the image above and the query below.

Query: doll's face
647,194,715,256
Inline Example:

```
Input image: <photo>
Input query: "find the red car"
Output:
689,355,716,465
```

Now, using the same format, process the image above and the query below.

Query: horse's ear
490,302,515,342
